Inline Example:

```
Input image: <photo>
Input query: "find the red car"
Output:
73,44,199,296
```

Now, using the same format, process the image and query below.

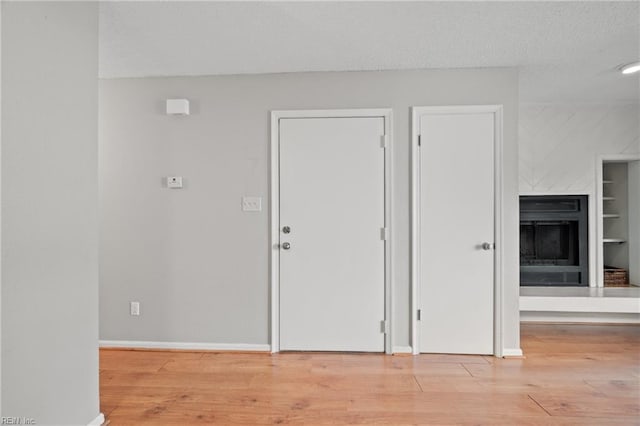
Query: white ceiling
99,1,640,103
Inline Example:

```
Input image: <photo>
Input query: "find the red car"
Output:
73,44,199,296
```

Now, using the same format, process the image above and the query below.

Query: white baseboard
392,345,412,354
502,348,524,357
88,413,104,426
99,340,271,352
520,295,640,314
521,311,640,324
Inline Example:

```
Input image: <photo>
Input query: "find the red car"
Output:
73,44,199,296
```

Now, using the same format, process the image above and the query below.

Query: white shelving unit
597,156,640,287
603,238,626,244
601,169,624,250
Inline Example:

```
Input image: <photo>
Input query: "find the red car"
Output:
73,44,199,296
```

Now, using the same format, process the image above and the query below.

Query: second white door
417,109,496,355
278,115,386,352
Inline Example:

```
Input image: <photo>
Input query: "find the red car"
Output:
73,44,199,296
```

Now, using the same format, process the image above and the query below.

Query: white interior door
419,111,495,355
279,116,385,352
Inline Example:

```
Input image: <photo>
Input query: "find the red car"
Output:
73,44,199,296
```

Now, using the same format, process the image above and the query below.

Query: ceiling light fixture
620,61,640,75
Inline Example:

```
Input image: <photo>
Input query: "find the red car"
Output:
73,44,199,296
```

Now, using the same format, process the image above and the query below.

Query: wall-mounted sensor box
167,176,183,188
166,99,190,115
242,196,262,212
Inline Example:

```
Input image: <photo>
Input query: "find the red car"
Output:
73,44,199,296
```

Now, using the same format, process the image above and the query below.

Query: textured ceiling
99,1,640,103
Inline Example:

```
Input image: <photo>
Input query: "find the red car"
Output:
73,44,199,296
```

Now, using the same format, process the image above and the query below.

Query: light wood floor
100,324,640,425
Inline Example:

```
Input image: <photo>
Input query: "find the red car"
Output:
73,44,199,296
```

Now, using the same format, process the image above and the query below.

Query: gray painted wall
99,68,520,352
2,2,99,424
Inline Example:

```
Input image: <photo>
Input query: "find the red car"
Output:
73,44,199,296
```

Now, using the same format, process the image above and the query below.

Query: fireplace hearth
520,195,589,286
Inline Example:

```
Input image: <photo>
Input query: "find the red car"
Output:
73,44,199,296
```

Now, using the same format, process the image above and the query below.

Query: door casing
410,105,505,357
270,109,394,354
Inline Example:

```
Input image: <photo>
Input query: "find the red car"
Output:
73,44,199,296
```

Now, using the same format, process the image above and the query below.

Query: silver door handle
482,242,494,250
282,242,291,250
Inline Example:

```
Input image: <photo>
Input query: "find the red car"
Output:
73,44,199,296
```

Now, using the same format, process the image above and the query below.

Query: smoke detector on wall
166,99,190,115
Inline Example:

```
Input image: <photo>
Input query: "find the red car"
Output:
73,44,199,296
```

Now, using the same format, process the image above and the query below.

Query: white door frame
410,105,505,356
270,108,394,354
595,153,640,287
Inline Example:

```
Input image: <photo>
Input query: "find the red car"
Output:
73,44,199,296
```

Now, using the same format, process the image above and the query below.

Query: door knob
282,242,291,250
482,242,494,250
282,226,291,234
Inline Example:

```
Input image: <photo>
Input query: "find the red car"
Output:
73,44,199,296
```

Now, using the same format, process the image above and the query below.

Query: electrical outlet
130,301,140,316
242,196,262,212
167,176,183,189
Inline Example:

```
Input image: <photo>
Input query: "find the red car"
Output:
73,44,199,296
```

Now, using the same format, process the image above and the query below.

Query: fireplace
520,195,589,286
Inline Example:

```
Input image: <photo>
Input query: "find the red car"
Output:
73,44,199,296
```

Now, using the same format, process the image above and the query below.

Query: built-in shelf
603,238,626,244
599,159,639,288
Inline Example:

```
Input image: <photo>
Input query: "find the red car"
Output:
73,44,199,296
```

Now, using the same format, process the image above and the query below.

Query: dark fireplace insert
520,195,589,286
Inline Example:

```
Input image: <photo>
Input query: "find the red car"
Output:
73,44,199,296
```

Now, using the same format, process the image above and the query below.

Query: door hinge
418,134,422,147
380,320,389,334
380,227,388,241
417,309,422,321
380,134,388,149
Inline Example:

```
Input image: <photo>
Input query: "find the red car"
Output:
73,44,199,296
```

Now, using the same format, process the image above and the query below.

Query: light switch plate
242,196,262,212
130,301,140,316
167,176,183,189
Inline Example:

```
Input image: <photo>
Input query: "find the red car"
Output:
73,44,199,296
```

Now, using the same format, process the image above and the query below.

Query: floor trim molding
392,346,413,354
87,413,104,426
521,312,640,324
99,340,271,352
520,296,640,314
502,348,524,357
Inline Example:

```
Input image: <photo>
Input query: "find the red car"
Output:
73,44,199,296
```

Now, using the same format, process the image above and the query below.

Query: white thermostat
167,176,183,189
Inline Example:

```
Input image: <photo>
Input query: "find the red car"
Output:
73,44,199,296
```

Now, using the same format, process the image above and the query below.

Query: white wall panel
2,2,99,423
519,104,640,194
519,103,639,288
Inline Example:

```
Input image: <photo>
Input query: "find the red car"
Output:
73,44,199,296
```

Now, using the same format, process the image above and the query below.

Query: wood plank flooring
100,324,640,425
